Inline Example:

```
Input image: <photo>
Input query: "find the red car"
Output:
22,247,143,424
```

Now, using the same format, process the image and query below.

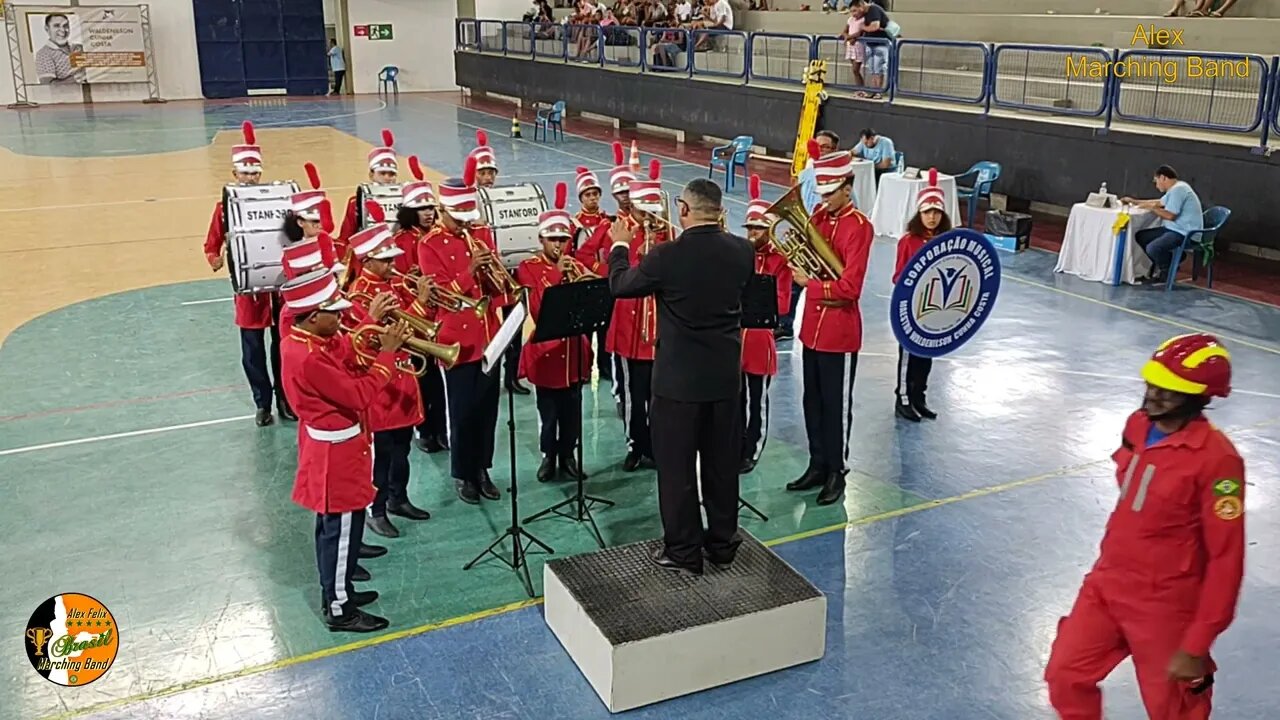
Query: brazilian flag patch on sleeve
1213,479,1242,497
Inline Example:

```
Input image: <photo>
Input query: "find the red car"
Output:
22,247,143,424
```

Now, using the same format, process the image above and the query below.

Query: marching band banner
15,5,147,85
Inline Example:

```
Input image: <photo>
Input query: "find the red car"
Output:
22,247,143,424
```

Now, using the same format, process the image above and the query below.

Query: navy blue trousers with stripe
801,348,859,474
315,510,366,618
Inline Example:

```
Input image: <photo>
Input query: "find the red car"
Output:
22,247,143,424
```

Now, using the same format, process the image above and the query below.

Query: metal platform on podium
543,531,826,713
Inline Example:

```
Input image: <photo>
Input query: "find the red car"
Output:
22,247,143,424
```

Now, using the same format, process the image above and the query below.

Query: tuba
764,185,845,281
350,324,461,372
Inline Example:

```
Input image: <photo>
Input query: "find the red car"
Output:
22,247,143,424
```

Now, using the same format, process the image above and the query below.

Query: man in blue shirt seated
852,128,896,185
1122,165,1204,284
782,129,841,340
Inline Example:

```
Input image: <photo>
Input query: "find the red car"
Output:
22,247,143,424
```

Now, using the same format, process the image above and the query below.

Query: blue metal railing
456,18,1280,148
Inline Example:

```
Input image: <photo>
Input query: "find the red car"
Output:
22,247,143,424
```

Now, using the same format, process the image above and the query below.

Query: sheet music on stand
482,301,527,375
741,273,779,330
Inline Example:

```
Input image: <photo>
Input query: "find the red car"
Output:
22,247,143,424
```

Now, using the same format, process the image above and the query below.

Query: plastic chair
378,66,399,96
953,161,1002,228
535,100,565,143
1164,206,1230,292
708,135,753,191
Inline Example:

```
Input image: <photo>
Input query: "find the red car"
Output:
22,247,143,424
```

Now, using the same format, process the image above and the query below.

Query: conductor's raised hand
369,291,397,321
378,320,412,353
609,219,632,250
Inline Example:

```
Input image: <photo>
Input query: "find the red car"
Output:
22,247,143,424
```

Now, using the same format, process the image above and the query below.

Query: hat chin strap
1145,393,1208,422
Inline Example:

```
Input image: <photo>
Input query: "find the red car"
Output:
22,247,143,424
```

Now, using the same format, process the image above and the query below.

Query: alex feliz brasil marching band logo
890,228,1002,358
24,593,119,686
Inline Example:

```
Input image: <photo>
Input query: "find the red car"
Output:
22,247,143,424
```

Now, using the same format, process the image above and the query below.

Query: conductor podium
544,532,826,713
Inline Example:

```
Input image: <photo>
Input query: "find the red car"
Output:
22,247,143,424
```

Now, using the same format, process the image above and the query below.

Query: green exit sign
366,23,393,40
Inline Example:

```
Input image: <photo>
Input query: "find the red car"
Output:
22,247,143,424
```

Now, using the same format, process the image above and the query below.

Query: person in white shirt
675,0,693,21
327,40,345,95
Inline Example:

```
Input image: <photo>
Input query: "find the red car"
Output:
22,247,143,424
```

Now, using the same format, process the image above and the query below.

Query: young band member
786,141,875,506
576,142,639,403
516,183,592,482
395,165,449,454
1046,334,1243,720
203,122,294,426
740,175,793,474
278,184,339,337
607,160,667,472
571,165,613,381
280,268,411,633
337,129,398,256
893,169,951,422
346,216,432,538
418,157,511,505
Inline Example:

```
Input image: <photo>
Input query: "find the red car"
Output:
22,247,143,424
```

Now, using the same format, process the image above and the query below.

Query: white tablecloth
870,172,961,238
849,159,877,216
1055,203,1161,285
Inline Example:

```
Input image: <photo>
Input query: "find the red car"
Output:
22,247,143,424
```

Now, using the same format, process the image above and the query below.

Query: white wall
0,0,201,106
345,0,458,93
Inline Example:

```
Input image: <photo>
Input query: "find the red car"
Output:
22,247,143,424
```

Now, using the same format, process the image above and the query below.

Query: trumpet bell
405,336,461,370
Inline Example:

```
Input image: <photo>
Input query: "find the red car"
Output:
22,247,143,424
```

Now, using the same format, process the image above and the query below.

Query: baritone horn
351,324,461,371
764,185,845,281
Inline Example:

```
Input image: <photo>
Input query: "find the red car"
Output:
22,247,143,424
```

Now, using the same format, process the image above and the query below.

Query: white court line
181,297,233,306
0,415,255,458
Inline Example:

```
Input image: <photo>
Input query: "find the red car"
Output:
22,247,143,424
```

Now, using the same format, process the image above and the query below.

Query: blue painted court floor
0,97,1278,720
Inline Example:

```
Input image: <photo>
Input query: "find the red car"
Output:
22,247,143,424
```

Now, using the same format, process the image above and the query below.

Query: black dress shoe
623,450,643,472
275,399,298,422
559,454,585,480
650,548,702,575
702,548,735,570
254,408,273,427
896,402,922,422
358,543,387,559
913,400,937,420
352,590,379,607
434,433,450,450
786,467,825,491
506,379,531,395
739,456,757,474
456,479,480,505
388,501,431,521
417,435,445,454
352,565,371,582
479,477,501,501
326,608,389,633
816,472,845,506
537,455,556,482
366,514,400,538
774,326,794,340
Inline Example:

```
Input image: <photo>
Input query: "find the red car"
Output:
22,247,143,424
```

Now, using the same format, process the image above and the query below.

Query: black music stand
463,295,552,597
736,273,780,523
523,278,616,547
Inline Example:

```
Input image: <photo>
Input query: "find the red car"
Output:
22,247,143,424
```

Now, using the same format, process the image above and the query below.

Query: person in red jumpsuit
1045,333,1244,720
516,182,593,482
345,223,433,539
279,267,411,633
739,174,793,474
203,122,295,426
891,168,952,422
337,130,398,257
785,140,874,506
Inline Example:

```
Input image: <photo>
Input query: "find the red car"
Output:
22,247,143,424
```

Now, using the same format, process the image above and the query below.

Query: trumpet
388,268,422,296
429,285,491,318
764,185,845,281
559,255,602,282
350,324,461,372
463,227,522,297
347,290,442,340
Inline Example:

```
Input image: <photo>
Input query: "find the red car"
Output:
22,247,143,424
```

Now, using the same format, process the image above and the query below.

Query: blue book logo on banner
889,228,1002,358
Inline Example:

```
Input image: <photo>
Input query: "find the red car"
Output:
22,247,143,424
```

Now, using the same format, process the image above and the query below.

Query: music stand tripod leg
738,495,769,522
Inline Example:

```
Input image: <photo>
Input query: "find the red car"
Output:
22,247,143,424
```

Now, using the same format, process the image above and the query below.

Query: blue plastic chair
535,100,565,143
1164,206,1230,292
378,66,399,96
708,135,753,191
954,161,1002,228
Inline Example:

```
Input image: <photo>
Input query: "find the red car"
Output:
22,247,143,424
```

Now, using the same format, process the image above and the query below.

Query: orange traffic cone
629,140,640,170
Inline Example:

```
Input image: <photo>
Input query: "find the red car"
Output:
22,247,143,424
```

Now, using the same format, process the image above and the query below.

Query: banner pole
4,2,37,108
140,3,164,103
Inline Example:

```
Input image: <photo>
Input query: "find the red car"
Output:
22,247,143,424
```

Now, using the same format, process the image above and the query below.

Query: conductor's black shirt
608,224,755,402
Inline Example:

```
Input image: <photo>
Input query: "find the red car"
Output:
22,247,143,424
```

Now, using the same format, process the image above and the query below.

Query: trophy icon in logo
27,627,52,657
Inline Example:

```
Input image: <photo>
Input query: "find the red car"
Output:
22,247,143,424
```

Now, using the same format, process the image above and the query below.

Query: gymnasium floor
1,94,1278,720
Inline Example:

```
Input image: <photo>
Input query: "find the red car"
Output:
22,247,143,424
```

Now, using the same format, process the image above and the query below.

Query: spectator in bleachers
1166,0,1237,16
852,128,896,184
691,0,734,50
613,0,638,24
651,24,689,67
778,129,840,341
1121,165,1204,285
851,0,892,97
674,0,693,21
571,0,605,57
839,8,866,87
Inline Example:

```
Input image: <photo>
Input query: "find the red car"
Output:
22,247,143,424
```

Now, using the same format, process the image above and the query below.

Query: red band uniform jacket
575,211,638,276
346,269,426,431
604,223,666,361
416,224,513,366
798,204,875,354
515,255,593,388
892,232,929,285
742,246,793,376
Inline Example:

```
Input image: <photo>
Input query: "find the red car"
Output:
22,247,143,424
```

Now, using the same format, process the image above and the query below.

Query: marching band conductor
606,179,754,576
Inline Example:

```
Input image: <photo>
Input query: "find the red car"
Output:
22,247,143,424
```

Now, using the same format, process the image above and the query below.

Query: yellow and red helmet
1141,333,1232,398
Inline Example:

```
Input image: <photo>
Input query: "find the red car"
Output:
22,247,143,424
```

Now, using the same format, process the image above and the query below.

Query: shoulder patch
1213,495,1243,521
1213,479,1242,497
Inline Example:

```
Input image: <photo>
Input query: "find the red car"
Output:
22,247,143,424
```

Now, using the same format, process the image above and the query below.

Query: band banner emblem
889,228,1002,358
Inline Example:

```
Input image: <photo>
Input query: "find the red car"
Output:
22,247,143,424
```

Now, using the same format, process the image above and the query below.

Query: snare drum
478,183,548,270
223,181,300,294
357,183,403,229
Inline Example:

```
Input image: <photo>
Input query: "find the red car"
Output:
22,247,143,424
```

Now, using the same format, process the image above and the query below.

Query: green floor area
0,280,929,719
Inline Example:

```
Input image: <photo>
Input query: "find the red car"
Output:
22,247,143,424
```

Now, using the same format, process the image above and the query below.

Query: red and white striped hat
628,159,663,214
232,122,262,173
809,139,854,195
469,130,497,171
539,182,573,238
401,181,437,209
917,168,946,213
291,190,327,221
437,155,481,223
350,225,400,261
575,166,601,197
367,129,397,171
281,268,351,315
282,238,326,278
744,174,772,228
608,142,635,195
